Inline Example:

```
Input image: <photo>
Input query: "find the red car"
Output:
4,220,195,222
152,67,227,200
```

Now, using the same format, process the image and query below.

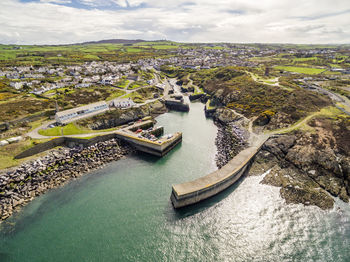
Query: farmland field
275,66,326,74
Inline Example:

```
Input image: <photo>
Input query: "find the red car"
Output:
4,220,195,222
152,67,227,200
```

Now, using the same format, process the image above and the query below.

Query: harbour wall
16,130,182,159
171,137,268,208
115,132,182,157
165,100,190,112
15,134,117,159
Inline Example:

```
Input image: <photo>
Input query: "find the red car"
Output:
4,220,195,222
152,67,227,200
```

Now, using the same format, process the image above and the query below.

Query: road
304,81,350,115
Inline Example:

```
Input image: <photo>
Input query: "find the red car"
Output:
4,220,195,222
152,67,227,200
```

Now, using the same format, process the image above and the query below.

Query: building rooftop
56,101,108,118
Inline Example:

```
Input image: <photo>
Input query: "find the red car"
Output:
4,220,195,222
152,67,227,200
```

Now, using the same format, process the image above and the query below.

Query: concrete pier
115,120,182,157
170,136,268,208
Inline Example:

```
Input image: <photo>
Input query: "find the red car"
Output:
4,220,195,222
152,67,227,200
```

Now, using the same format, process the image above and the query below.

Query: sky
0,0,350,44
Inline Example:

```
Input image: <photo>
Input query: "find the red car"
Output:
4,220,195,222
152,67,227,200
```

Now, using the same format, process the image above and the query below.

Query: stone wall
15,137,66,159
15,134,117,159
165,100,190,112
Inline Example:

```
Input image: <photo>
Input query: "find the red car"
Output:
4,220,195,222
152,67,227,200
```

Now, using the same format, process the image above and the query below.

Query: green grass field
106,90,126,100
275,66,326,75
123,92,145,103
151,45,179,49
323,71,342,75
293,57,318,62
83,54,100,60
127,81,147,90
115,79,130,88
38,123,96,136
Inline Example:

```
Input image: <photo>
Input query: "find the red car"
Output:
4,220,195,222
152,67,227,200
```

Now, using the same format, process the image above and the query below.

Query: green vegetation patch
124,47,144,53
151,45,179,49
140,70,154,80
115,79,130,88
83,54,100,60
0,96,54,122
0,43,158,66
293,57,318,62
124,86,160,103
106,90,126,101
0,138,50,170
128,81,147,90
38,123,96,136
275,66,326,75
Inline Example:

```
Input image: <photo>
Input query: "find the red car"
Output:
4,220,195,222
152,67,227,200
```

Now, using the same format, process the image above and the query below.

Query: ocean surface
0,102,350,262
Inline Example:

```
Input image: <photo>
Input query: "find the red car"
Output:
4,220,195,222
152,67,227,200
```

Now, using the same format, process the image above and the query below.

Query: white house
10,82,24,90
113,98,136,109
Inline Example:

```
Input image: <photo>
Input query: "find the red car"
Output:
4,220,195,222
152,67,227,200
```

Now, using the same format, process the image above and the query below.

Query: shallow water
0,102,349,262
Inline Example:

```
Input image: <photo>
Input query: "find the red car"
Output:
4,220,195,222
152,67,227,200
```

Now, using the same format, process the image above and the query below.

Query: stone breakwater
215,121,248,169
0,138,133,222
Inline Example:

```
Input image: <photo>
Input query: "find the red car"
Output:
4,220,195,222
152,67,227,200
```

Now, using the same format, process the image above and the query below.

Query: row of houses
55,98,137,124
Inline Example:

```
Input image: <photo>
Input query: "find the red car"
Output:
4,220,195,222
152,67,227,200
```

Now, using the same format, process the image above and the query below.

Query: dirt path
186,74,201,93
268,110,324,135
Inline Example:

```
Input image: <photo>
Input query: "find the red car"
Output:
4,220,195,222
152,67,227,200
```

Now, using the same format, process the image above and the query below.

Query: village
1,44,349,98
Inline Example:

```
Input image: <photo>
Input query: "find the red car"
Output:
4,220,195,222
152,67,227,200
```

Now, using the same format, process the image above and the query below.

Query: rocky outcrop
189,93,205,101
251,119,350,209
0,138,133,222
213,108,243,124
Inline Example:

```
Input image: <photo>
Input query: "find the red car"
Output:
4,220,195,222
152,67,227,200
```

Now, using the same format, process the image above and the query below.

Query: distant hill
79,39,170,45
80,39,145,45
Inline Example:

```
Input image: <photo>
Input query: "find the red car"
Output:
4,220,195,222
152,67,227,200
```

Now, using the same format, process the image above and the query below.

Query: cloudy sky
1,0,350,44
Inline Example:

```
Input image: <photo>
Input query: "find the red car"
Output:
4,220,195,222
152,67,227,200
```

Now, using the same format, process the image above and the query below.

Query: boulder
213,108,242,124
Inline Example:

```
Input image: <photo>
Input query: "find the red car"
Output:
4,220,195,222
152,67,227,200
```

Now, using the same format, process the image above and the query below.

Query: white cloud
0,0,349,44
39,0,71,3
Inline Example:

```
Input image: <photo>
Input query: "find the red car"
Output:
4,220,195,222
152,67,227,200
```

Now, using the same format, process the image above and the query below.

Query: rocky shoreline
0,138,134,222
250,130,350,210
214,121,248,168
213,107,250,169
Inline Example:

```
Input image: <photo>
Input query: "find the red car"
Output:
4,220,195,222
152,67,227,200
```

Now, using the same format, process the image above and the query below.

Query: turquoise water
1,102,350,261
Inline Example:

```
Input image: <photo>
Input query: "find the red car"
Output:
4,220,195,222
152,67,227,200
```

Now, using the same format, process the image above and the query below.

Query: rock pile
215,122,248,169
0,138,133,222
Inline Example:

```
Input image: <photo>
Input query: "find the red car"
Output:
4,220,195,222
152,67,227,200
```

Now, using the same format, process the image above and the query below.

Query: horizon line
1,39,350,46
